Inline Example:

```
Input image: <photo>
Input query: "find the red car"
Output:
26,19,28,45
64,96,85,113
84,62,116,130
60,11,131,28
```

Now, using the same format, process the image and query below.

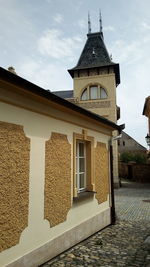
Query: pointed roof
76,32,111,69
68,32,120,85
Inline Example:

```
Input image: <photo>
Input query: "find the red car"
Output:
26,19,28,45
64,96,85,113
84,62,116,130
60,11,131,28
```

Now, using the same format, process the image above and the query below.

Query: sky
0,0,150,147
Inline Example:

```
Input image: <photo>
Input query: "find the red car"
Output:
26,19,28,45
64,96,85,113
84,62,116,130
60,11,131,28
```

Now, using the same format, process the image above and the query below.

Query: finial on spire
88,12,91,34
99,10,103,33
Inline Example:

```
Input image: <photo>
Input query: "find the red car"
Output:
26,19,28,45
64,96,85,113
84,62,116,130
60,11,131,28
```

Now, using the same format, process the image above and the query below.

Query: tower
68,14,121,187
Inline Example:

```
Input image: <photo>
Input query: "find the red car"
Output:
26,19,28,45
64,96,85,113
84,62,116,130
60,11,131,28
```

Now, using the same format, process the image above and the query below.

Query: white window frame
76,141,86,192
81,85,107,101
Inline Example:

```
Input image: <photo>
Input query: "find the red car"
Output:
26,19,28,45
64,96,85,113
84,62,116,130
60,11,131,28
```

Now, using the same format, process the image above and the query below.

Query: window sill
73,191,96,202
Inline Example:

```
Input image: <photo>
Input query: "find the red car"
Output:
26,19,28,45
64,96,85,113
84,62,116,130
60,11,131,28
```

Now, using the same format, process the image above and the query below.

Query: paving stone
144,236,150,244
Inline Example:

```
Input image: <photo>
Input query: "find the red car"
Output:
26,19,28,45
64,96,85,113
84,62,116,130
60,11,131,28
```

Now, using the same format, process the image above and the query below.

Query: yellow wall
74,73,117,123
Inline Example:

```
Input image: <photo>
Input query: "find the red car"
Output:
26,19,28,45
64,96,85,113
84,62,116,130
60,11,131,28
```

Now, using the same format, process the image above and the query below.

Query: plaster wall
73,73,117,123
0,101,111,266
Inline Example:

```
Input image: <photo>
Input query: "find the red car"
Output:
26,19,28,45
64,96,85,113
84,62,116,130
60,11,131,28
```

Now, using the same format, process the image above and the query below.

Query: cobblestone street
41,181,150,267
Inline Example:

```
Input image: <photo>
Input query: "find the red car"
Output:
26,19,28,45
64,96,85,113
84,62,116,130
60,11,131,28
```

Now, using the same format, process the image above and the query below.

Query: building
53,17,121,188
0,66,123,266
143,96,150,151
118,131,147,155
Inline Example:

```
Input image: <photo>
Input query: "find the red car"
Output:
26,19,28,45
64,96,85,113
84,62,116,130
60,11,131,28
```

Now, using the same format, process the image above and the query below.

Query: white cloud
53,13,63,24
38,29,83,60
110,30,150,146
18,58,72,91
141,22,150,30
104,26,115,32
110,37,150,66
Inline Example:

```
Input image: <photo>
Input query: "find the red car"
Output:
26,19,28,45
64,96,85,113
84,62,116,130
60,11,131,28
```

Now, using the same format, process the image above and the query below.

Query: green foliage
120,152,147,164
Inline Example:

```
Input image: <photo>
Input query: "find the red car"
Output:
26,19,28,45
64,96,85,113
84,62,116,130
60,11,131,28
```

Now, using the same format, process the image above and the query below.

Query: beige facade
0,67,122,266
73,71,117,122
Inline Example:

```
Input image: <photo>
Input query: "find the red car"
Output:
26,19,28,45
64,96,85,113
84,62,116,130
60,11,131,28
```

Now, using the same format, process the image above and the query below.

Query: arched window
81,88,88,100
81,85,107,101
100,88,107,99
90,86,98,99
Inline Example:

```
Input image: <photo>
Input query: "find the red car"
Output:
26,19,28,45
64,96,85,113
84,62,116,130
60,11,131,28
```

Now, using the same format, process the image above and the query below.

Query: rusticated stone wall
44,133,71,227
0,121,30,252
95,142,109,204
78,101,110,109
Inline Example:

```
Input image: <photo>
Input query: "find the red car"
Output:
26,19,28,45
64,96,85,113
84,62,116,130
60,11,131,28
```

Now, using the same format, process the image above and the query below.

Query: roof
52,90,73,98
74,32,111,69
121,131,147,150
0,66,124,133
68,32,120,85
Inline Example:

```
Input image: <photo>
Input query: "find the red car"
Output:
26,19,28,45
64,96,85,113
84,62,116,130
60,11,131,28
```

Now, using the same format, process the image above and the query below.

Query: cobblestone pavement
41,180,150,267
115,180,150,221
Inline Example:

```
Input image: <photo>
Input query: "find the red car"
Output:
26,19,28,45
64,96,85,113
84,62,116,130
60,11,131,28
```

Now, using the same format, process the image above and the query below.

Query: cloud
53,13,63,24
38,29,83,61
109,36,150,66
104,26,115,32
18,58,72,91
110,29,150,146
141,22,150,30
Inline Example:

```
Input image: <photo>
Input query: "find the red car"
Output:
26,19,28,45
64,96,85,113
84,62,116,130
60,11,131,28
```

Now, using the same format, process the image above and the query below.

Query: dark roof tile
52,90,73,98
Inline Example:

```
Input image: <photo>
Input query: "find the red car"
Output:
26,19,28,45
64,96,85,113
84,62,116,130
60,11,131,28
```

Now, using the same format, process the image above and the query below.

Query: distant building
118,131,147,154
143,96,150,149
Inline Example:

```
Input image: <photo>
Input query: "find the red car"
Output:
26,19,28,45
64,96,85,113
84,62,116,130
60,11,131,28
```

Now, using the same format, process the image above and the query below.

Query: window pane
81,88,88,100
90,86,98,99
79,158,85,172
79,173,85,189
79,142,84,157
101,88,107,99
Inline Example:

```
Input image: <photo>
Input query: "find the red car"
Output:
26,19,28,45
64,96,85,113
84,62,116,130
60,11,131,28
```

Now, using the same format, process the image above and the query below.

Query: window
101,88,107,99
123,141,125,146
90,86,98,99
81,85,107,101
76,141,86,192
73,131,95,197
81,88,88,100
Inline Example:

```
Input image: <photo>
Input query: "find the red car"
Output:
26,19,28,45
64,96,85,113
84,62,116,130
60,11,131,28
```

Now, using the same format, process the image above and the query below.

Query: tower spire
88,12,91,34
99,10,103,33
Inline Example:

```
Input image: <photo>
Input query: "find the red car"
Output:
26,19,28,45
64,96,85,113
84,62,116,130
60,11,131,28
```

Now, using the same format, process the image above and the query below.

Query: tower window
101,88,107,99
90,86,98,99
81,85,107,101
81,88,88,100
